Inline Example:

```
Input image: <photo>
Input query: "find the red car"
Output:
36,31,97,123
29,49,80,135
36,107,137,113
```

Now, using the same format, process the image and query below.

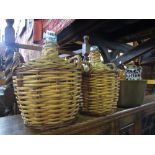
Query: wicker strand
13,45,81,130
81,50,119,116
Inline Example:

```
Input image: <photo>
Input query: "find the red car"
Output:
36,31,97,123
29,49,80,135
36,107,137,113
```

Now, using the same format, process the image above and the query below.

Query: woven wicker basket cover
82,49,119,115
13,43,81,129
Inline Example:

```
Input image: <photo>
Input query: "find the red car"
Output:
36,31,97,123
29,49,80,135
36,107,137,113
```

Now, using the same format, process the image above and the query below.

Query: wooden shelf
0,95,155,135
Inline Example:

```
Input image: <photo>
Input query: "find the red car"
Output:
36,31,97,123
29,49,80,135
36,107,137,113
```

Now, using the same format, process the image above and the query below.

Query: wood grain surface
0,95,155,135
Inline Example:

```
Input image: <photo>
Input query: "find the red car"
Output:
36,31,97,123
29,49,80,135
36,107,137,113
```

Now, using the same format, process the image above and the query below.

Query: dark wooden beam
17,43,42,51
58,19,142,46
112,37,155,66
89,33,133,52
110,20,155,42
98,19,141,34
110,50,120,60
58,19,155,47
58,20,116,46
87,33,133,62
0,42,42,51
141,56,155,65
118,28,155,43
112,20,155,39
59,42,81,51
57,20,100,46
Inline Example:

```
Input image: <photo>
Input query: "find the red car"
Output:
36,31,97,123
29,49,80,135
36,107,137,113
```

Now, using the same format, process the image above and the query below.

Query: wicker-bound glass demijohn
13,33,81,130
81,46,119,115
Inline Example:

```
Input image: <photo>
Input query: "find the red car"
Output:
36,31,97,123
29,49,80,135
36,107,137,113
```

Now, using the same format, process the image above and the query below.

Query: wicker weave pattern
13,46,81,129
13,67,81,129
81,51,119,115
82,71,119,115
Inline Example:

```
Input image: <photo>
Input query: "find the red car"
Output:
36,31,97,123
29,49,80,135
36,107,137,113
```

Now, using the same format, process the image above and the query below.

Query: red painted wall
16,19,75,62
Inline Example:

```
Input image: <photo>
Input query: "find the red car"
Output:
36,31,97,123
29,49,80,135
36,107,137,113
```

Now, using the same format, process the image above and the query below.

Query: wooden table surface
0,95,155,135
0,114,98,135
